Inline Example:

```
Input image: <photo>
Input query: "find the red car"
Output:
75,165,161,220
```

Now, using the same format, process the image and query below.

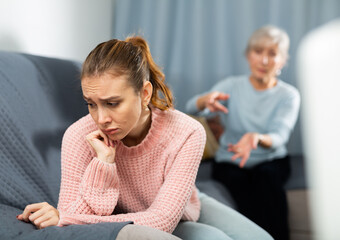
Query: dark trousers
212,156,291,240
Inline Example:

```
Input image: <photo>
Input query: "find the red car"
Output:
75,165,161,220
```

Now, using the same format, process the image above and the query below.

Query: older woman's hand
228,133,261,168
17,202,59,229
197,91,229,113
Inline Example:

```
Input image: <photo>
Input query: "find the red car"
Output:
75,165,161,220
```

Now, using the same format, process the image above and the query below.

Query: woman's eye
269,51,277,57
85,102,95,107
254,48,263,54
107,102,119,107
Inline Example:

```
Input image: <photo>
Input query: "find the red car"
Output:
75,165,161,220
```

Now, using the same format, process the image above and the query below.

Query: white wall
298,19,340,240
0,0,113,62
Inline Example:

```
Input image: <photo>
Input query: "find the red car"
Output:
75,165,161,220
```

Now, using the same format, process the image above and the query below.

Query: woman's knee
116,224,181,240
173,221,232,240
198,193,274,240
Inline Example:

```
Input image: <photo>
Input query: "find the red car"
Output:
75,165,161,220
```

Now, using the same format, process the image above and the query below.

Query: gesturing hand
17,202,59,229
86,130,116,164
228,133,260,168
205,91,230,113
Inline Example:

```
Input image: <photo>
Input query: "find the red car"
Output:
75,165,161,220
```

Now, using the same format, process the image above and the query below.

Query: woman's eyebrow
99,96,121,101
83,95,90,101
83,95,121,101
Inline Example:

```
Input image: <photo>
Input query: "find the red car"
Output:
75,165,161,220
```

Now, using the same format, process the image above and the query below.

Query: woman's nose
261,55,269,65
97,108,111,125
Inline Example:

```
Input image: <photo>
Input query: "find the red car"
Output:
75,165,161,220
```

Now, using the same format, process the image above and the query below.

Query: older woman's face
247,39,285,81
82,73,143,141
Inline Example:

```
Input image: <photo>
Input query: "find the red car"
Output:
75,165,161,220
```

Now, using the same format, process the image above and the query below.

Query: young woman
186,25,300,240
18,36,272,240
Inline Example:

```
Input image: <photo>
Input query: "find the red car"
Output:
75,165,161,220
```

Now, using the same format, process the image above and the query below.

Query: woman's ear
142,81,153,106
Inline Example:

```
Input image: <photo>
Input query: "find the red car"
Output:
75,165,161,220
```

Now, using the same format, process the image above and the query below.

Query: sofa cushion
0,52,87,208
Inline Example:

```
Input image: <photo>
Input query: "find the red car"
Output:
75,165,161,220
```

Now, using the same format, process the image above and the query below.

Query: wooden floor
288,189,313,240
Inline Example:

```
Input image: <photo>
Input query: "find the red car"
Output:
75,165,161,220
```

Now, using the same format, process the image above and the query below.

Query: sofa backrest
0,52,88,208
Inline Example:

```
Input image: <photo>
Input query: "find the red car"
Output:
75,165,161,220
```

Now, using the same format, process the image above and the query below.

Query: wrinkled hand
86,130,116,163
228,133,260,168
205,91,230,113
17,202,59,229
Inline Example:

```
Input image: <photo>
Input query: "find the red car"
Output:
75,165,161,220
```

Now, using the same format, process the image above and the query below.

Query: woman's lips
257,68,267,73
102,128,119,135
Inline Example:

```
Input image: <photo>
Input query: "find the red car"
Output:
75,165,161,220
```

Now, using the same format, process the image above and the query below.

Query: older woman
17,36,272,240
186,25,300,240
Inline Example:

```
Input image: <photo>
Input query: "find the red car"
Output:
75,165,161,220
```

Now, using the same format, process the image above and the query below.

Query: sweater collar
116,107,166,157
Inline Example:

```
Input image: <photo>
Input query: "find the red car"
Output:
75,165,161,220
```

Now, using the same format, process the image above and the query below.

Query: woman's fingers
87,130,107,145
86,130,108,151
16,214,24,221
229,142,251,168
216,93,230,101
86,130,116,163
109,139,117,148
209,92,229,101
28,203,55,222
21,202,45,222
213,101,229,113
98,129,110,146
38,217,59,229
207,92,229,113
239,153,250,168
228,143,240,153
31,212,51,228
18,202,59,228
207,101,228,113
231,152,242,161
33,211,59,229
231,151,250,168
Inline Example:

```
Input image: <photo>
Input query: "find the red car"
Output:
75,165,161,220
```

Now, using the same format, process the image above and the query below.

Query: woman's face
247,38,285,81
82,73,147,141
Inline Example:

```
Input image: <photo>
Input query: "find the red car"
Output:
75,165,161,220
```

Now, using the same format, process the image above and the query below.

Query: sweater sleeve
267,91,301,148
57,124,120,221
58,124,206,233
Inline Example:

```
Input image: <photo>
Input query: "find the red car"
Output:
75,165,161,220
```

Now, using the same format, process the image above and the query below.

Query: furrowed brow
99,96,121,101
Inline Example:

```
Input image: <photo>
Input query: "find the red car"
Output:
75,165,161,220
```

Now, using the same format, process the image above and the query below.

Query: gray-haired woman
186,25,300,240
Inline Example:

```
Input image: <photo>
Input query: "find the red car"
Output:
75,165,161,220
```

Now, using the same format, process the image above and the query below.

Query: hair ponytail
125,36,173,110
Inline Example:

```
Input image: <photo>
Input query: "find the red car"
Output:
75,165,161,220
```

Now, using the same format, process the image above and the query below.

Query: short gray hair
245,25,290,60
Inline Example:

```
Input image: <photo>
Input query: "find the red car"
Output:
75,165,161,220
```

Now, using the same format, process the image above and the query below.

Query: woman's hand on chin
86,130,116,164
17,202,59,229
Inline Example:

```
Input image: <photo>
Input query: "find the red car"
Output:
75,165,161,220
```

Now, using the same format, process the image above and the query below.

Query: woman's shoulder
152,108,206,150
212,75,248,90
277,80,300,99
64,114,97,140
154,108,205,134
219,74,247,82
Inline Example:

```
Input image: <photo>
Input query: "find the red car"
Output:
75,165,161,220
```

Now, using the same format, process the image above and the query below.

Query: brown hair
81,36,173,110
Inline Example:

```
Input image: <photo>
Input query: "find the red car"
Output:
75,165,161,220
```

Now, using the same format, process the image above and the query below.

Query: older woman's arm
229,90,300,167
267,92,301,148
186,78,235,116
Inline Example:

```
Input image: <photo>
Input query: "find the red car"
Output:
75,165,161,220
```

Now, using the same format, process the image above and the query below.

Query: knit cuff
82,157,118,190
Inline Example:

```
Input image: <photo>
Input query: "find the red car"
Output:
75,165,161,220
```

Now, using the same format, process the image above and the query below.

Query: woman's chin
108,134,124,142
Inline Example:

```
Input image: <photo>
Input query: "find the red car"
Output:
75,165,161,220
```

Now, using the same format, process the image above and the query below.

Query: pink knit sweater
57,107,206,233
